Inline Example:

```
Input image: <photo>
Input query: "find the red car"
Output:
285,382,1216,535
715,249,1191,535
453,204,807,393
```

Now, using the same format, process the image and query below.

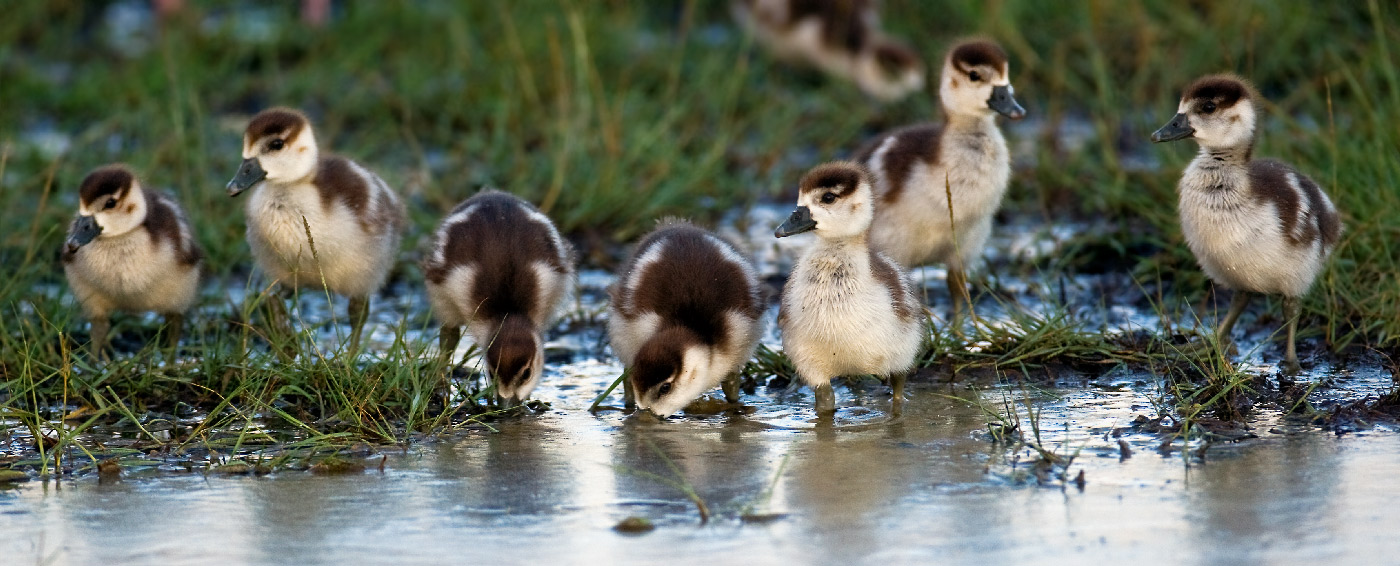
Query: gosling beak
775,206,817,238
227,158,267,196
66,215,102,252
988,84,1026,120
1151,113,1194,142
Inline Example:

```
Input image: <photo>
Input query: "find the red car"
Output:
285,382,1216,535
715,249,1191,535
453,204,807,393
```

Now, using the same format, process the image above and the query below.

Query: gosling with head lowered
776,162,926,416
1151,74,1341,374
609,220,764,418
853,39,1025,321
62,165,203,358
422,190,575,407
226,107,406,356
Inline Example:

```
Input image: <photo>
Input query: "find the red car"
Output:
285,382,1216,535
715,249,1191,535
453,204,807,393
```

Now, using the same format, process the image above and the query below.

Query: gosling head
939,39,1025,120
629,326,710,418
67,165,148,253
853,37,926,101
486,315,544,405
227,107,319,196
1151,74,1257,150
775,161,875,241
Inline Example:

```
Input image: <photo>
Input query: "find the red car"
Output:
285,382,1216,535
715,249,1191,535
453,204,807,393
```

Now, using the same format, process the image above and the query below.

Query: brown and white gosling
226,107,406,355
1151,74,1341,374
853,39,1025,319
62,164,203,357
422,190,575,406
731,0,925,101
775,162,925,416
608,221,764,417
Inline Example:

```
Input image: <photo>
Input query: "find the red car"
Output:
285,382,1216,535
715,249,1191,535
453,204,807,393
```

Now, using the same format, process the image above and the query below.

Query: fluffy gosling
609,221,764,417
62,165,203,358
422,190,575,406
731,0,925,101
226,107,406,356
775,162,925,416
853,39,1025,320
1151,74,1341,374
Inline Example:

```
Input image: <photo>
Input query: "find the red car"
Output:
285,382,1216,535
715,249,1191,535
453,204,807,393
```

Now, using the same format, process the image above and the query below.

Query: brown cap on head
1182,74,1255,109
799,161,870,198
78,164,136,206
949,39,1008,72
244,107,309,142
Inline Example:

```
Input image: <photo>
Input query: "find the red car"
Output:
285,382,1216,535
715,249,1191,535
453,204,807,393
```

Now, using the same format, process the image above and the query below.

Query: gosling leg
347,295,370,358
265,287,296,360
89,316,111,362
163,313,184,362
438,325,462,367
890,371,908,417
722,373,741,404
1216,291,1252,350
1282,296,1302,375
623,376,636,410
814,380,836,416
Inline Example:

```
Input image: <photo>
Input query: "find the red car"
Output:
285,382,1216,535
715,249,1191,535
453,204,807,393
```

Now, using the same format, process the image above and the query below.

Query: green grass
2,1,1398,449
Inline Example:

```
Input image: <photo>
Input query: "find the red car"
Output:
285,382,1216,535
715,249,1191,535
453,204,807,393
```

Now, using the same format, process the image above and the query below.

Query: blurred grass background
1,0,1396,435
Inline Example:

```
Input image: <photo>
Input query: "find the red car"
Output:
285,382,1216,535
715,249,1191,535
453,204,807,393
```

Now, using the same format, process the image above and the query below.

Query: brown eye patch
950,41,1008,74
799,162,868,199
79,165,135,207
1183,75,1250,111
244,107,307,147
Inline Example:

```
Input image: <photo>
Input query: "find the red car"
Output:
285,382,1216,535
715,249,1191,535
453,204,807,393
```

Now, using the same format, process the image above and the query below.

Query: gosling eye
520,368,532,381
820,192,837,205
1201,101,1217,114
103,198,117,210
657,382,673,396
968,70,981,82
268,138,285,151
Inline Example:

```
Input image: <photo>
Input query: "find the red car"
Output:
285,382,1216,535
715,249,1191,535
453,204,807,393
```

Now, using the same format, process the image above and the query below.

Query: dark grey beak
775,206,817,238
66,214,102,252
1151,113,1194,142
227,158,267,196
988,84,1026,119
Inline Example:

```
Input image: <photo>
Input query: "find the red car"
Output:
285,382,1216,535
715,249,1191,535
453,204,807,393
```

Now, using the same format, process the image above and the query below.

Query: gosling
853,39,1025,320
226,107,406,356
609,220,764,417
422,190,575,406
62,165,203,358
775,162,925,416
731,0,925,101
1151,74,1341,374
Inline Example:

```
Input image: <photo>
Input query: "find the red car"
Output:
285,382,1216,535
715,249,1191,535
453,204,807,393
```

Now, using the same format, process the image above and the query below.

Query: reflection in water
2,371,1398,565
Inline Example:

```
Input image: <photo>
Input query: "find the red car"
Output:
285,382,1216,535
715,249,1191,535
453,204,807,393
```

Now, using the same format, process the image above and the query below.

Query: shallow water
4,364,1398,566
7,206,1397,565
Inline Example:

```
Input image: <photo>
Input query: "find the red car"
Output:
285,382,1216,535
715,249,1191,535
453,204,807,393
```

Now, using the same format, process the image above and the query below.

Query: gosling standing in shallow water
62,165,203,357
1151,74,1342,374
608,221,764,417
853,39,1025,319
226,107,406,355
731,0,925,101
776,162,925,416
422,190,575,406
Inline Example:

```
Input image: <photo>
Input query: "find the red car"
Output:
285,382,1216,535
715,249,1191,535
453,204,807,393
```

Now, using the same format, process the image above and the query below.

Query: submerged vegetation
2,0,1398,463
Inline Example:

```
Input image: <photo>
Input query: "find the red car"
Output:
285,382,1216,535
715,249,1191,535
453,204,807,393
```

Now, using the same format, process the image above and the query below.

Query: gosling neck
1193,142,1253,170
